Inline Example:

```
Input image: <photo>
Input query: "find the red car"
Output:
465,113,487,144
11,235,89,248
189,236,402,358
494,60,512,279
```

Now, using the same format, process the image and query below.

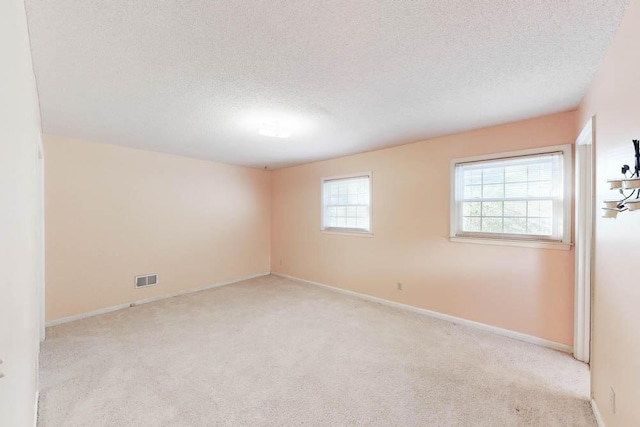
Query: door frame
36,134,45,342
574,117,595,363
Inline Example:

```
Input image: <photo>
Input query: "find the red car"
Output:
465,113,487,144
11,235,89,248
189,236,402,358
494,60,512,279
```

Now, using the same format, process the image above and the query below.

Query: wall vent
135,274,158,288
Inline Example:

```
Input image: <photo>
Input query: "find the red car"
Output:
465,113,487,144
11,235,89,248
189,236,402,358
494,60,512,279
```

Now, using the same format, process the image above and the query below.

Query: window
450,145,572,248
322,173,372,234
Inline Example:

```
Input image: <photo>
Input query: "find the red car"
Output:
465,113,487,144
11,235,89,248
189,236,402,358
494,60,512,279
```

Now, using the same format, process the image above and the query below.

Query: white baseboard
46,270,573,354
271,272,573,353
45,272,270,327
591,399,606,427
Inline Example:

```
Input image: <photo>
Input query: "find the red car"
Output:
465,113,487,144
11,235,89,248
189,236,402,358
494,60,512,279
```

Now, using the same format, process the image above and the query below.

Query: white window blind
453,152,565,241
322,174,371,232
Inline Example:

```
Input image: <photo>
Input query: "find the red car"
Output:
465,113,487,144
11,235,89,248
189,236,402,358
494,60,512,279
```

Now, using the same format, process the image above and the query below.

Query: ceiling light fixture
259,122,291,138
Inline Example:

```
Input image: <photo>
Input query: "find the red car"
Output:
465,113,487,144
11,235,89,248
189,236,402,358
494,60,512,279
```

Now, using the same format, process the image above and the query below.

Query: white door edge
574,117,594,363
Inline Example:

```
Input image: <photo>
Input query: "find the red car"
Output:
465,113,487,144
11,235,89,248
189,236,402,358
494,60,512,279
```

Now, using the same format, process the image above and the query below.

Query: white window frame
450,145,573,250
321,172,373,237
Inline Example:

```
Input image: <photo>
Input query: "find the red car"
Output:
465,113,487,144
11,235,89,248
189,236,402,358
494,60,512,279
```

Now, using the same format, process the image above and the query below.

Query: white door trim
36,133,45,342
574,117,595,363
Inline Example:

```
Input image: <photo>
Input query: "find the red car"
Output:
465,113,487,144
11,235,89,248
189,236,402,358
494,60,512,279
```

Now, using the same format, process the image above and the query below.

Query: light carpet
39,274,594,426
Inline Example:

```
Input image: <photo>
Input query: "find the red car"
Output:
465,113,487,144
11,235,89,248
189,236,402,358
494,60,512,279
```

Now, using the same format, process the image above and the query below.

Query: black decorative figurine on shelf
604,139,640,217
634,139,640,175
621,139,640,176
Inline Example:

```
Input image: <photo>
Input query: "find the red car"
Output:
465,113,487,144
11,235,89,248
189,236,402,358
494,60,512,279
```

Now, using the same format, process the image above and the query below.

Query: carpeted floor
39,274,594,426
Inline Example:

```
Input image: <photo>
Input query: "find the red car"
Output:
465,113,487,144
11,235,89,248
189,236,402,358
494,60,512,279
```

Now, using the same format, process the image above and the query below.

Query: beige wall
0,0,42,425
45,135,271,321
271,111,576,346
578,0,640,425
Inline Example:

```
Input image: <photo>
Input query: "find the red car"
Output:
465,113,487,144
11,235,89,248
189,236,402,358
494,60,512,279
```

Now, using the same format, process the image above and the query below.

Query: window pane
482,217,503,233
540,218,552,235
463,202,481,217
528,163,552,181
482,201,503,217
504,217,527,234
482,184,504,198
539,201,553,218
464,170,482,185
527,200,553,218
463,217,481,232
464,185,481,199
504,182,527,198
482,168,504,184
527,217,553,235
528,180,553,197
504,201,527,217
527,218,541,235
505,165,527,183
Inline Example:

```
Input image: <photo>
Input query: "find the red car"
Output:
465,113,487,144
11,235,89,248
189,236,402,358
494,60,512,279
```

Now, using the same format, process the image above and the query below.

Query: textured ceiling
25,1,628,168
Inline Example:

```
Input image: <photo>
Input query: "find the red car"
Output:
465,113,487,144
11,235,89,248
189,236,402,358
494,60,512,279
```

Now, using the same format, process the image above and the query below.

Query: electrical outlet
279,259,282,266
397,282,403,291
610,387,616,414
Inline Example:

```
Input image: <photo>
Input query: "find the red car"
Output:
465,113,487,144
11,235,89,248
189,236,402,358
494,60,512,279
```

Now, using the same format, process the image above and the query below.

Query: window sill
321,230,373,238
449,236,572,250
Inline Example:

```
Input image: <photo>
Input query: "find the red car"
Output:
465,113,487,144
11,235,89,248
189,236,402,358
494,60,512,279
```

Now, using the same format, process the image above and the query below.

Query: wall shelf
603,139,640,218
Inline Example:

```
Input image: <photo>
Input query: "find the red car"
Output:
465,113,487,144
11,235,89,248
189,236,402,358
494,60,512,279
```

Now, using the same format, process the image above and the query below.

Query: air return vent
135,274,158,288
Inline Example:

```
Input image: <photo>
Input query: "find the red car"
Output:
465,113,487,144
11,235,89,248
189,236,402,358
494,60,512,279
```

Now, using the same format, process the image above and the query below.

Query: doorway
574,117,595,363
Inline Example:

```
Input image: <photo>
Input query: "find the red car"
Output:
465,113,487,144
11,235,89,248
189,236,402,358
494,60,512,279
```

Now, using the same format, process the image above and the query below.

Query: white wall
0,0,43,425
578,1,640,424
44,135,271,322
271,112,577,346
